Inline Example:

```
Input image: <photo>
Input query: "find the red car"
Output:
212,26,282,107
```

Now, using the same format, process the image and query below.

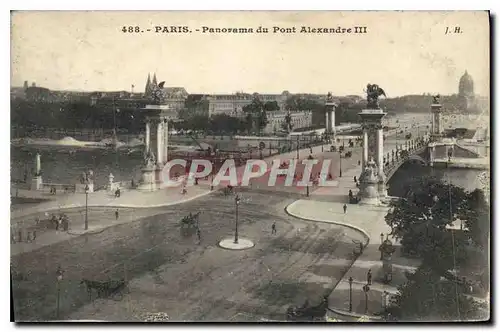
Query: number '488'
122,26,141,33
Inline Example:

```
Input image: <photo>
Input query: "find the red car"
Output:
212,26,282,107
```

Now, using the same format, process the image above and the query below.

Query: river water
387,162,487,197
11,146,145,189
12,142,488,195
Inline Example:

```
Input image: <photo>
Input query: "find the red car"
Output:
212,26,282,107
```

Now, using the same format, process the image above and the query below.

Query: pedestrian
367,269,372,285
196,228,201,243
35,216,40,225
358,160,361,166
343,204,347,214
354,176,357,183
271,222,277,235
18,230,23,243
32,230,37,241
382,291,389,309
115,209,119,220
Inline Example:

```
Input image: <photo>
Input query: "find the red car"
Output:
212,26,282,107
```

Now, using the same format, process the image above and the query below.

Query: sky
11,11,490,97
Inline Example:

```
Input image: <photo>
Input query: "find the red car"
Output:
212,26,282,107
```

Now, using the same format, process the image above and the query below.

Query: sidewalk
11,184,212,220
286,199,421,319
10,185,213,256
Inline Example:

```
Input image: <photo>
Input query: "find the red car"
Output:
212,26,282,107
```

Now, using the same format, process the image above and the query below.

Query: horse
80,278,128,300
286,295,329,321
80,279,107,299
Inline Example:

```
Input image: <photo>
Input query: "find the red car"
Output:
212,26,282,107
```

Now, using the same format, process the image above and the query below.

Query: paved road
11,190,365,322
11,125,427,322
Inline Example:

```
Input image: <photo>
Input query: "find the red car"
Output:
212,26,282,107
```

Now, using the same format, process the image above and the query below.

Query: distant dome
459,70,474,97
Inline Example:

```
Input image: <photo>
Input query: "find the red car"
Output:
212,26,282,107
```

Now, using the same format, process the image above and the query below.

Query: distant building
263,110,312,134
207,91,289,117
458,70,475,111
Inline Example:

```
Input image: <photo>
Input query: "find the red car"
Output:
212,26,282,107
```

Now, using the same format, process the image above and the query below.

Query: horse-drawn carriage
180,212,200,237
286,296,329,321
223,185,235,196
81,278,129,301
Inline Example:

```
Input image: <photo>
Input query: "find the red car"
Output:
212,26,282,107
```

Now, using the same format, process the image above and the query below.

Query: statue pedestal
357,160,381,206
137,164,157,191
377,172,387,198
75,183,94,193
31,176,43,191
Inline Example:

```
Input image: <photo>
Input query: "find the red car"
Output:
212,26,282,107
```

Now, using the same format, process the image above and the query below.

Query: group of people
11,229,37,244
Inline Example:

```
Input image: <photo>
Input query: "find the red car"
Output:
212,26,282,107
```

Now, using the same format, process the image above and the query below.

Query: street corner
328,287,386,319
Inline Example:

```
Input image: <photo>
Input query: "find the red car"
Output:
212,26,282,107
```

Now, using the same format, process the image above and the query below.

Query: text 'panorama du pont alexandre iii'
121,25,368,34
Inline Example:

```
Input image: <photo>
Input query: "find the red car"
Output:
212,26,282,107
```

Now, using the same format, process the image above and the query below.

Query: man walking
115,209,119,220
343,204,347,214
196,227,201,243
367,269,372,285
271,222,277,235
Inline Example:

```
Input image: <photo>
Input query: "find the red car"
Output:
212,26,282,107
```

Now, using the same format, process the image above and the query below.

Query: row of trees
383,176,489,321
11,99,149,134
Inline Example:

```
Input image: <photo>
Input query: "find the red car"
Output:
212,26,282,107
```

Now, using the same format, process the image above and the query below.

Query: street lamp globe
432,195,439,203
85,184,89,194
235,195,241,205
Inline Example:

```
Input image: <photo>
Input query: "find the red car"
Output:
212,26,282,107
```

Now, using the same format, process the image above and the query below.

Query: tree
243,113,254,134
185,115,210,132
463,189,490,250
385,176,471,272
382,266,484,321
256,109,268,135
281,112,293,133
263,101,280,112
209,114,242,134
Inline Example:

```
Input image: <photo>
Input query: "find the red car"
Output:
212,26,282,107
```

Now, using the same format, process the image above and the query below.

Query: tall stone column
31,152,43,190
35,153,41,175
362,130,369,169
431,102,442,138
330,110,336,137
163,118,169,164
145,120,151,154
324,92,337,143
156,120,163,166
376,125,384,173
358,109,387,204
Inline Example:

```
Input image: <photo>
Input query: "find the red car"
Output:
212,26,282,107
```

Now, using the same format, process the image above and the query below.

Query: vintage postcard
10,11,490,322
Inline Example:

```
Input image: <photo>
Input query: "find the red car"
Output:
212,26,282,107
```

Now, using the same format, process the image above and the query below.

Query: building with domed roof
458,70,475,111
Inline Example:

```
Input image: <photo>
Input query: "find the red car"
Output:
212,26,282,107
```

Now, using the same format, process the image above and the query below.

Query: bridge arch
406,155,428,166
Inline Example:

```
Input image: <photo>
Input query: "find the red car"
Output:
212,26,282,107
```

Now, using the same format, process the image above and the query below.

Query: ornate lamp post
56,266,64,319
234,194,241,244
348,276,353,312
379,235,396,283
363,284,370,314
380,233,384,260
339,150,343,177
84,184,89,230
296,135,300,159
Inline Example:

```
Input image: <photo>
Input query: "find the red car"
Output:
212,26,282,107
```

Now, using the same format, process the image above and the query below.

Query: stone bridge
383,142,428,182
